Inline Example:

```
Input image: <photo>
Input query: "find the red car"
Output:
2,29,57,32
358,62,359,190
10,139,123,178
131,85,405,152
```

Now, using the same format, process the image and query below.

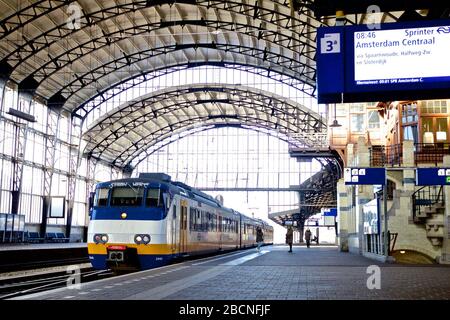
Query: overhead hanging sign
416,168,450,185
344,167,386,185
317,19,450,103
323,208,337,216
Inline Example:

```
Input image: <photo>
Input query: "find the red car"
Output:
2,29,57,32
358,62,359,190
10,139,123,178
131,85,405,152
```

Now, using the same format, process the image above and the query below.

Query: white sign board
354,26,450,83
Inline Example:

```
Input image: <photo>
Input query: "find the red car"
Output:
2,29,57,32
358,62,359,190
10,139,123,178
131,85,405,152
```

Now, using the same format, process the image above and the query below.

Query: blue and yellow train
88,173,273,271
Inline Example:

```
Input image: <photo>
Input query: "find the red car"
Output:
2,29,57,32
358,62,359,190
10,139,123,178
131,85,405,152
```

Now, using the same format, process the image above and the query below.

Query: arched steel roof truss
82,84,325,169
0,0,320,112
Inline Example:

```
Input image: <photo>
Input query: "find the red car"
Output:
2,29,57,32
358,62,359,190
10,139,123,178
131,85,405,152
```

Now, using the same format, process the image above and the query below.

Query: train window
146,188,163,207
94,188,109,207
111,187,144,207
190,208,195,230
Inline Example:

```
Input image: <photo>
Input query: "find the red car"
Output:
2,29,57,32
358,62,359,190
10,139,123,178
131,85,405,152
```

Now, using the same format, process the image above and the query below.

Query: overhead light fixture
329,119,342,128
329,104,342,128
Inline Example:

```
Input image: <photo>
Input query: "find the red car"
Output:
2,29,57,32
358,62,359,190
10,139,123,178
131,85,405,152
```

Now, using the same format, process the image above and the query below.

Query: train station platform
13,245,450,300
0,243,88,273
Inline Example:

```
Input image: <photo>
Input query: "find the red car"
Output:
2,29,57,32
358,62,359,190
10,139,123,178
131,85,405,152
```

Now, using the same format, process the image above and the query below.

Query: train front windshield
111,187,144,206
93,185,165,208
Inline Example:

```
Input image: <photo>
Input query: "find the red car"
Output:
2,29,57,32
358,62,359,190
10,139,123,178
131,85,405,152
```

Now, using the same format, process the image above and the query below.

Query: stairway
412,186,445,246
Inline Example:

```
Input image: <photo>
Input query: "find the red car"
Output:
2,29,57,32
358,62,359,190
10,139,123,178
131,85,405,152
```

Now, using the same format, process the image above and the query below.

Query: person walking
256,226,264,252
286,226,293,253
305,228,312,248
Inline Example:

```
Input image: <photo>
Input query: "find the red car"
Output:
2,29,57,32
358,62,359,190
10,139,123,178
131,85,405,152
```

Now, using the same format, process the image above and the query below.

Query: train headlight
134,234,151,244
93,234,101,244
94,234,108,244
121,212,127,219
101,234,109,243
142,235,150,244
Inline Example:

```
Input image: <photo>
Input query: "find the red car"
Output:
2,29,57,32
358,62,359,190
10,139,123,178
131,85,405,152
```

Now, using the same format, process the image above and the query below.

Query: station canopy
0,1,423,169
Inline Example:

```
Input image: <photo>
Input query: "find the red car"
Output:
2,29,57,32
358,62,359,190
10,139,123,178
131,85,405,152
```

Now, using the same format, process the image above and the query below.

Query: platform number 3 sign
320,33,341,54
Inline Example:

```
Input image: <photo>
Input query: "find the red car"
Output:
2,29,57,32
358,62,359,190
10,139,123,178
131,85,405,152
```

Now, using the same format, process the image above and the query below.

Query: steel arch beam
86,99,306,158
72,62,307,121
2,0,317,66
0,1,70,39
82,84,325,168
10,18,314,81
128,123,296,168
0,0,320,107
46,40,315,110
114,115,304,168
127,118,304,170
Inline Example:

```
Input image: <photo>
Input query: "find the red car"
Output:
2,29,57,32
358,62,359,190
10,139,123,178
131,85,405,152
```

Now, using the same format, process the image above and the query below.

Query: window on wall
402,103,418,123
401,102,419,143
349,104,366,133
403,126,418,142
368,111,381,129
421,117,449,143
422,100,448,114
351,114,364,132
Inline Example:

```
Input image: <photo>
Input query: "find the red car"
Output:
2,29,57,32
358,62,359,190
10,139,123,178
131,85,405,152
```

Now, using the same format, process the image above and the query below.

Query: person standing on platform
286,226,293,253
305,228,312,248
256,226,264,252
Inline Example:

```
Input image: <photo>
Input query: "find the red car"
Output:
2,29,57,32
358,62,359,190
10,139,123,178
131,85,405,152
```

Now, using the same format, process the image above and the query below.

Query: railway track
0,257,90,273
0,265,115,299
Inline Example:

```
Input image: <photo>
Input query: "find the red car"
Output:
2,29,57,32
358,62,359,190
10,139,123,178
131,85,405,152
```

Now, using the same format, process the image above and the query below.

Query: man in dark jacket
286,226,293,252
305,228,312,248
256,227,264,252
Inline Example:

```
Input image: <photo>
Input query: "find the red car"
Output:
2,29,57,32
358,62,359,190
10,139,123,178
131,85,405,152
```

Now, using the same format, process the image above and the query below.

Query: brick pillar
402,141,415,167
357,136,370,167
347,144,354,166
357,185,373,254
337,179,349,252
354,137,371,253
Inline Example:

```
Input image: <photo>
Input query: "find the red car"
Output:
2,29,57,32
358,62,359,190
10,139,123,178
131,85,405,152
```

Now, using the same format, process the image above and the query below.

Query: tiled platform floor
14,245,450,300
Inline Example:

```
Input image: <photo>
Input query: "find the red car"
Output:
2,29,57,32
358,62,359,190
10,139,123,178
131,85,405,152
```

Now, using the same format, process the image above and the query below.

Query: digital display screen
354,26,450,85
317,20,450,103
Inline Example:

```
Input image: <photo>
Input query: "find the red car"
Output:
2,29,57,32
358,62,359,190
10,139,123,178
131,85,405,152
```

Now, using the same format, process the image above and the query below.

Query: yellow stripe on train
87,242,238,255
88,243,173,255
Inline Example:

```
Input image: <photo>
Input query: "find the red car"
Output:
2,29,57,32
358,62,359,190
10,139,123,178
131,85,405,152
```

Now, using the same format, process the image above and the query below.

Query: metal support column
66,118,82,240
11,75,38,215
0,79,7,114
383,183,389,259
40,109,61,237
0,61,12,114
10,99,32,214
84,156,97,241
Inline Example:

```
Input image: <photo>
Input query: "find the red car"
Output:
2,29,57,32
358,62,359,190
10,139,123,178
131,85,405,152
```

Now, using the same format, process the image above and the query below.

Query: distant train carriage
88,173,273,271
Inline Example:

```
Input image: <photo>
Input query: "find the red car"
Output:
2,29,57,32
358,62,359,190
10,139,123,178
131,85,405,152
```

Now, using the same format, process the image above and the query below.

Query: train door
239,215,242,248
218,215,223,249
180,199,188,254
171,199,178,254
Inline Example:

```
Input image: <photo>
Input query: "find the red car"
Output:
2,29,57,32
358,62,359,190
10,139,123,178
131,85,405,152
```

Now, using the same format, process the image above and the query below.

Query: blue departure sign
317,19,450,103
344,167,386,185
323,208,337,216
416,168,450,185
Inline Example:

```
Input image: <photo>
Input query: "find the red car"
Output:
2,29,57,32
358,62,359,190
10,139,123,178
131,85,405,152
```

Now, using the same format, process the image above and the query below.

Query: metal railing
411,185,444,223
414,143,450,165
369,142,450,166
369,144,403,167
